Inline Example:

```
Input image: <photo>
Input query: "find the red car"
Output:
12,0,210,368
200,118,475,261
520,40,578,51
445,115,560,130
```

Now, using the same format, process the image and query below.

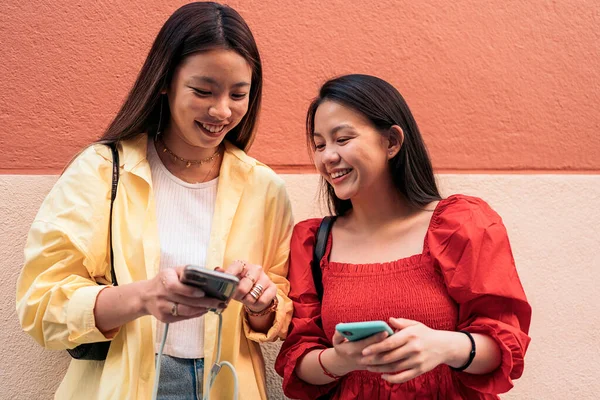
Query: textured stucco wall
2,174,599,399
1,0,600,173
2,0,599,398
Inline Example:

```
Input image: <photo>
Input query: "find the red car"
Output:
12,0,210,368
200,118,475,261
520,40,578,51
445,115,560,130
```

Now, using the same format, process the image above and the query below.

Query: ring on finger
235,260,249,277
170,302,179,317
252,283,264,296
249,287,263,300
249,283,264,300
244,272,256,285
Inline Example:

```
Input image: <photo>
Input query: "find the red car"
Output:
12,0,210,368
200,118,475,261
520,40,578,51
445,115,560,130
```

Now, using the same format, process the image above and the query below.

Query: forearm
247,311,275,334
444,331,502,374
297,348,352,385
94,281,148,333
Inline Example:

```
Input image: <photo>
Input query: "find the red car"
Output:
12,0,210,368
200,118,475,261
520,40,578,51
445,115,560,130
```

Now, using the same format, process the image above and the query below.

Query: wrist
317,349,340,380
245,295,278,315
324,348,353,376
444,330,473,369
134,281,151,318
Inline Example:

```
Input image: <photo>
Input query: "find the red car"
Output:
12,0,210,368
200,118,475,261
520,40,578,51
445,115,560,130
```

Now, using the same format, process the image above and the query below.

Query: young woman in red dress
275,74,532,399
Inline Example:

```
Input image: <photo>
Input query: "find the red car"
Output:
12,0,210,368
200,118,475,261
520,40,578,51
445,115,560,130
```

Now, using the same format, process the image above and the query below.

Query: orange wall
2,3,600,399
1,0,599,173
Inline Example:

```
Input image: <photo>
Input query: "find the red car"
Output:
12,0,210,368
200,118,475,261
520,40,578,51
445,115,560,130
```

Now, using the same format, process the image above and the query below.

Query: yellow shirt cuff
66,285,120,344
242,293,292,343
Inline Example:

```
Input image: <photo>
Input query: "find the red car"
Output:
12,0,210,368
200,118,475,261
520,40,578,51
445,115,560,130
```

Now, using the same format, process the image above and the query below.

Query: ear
387,125,404,159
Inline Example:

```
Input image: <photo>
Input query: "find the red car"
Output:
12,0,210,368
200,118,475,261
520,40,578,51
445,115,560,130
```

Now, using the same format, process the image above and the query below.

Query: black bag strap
108,143,119,287
311,216,336,301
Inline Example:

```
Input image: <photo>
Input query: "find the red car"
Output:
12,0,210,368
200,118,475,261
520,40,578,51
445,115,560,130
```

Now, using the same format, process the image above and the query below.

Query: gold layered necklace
159,136,221,168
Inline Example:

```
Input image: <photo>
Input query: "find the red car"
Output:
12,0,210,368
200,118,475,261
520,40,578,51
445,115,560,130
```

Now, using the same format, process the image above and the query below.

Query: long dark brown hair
306,74,441,216
99,2,262,151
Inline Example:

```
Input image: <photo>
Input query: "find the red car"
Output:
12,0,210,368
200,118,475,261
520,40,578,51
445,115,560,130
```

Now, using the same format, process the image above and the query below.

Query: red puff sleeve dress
275,195,532,400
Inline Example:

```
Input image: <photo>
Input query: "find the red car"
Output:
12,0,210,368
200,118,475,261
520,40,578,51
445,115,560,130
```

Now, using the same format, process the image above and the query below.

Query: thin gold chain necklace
198,153,219,183
159,136,221,168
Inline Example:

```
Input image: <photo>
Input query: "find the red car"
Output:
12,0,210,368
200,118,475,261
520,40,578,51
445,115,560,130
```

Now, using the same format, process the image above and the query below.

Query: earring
155,95,164,140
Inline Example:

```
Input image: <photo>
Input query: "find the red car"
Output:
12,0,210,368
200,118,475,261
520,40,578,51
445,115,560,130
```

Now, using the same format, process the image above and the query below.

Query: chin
332,189,354,201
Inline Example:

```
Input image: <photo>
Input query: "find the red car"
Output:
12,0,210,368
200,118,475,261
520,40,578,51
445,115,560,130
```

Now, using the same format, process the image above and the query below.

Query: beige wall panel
1,174,598,399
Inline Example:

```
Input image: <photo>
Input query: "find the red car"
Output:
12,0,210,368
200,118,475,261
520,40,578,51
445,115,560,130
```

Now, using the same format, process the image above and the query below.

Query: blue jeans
156,355,204,400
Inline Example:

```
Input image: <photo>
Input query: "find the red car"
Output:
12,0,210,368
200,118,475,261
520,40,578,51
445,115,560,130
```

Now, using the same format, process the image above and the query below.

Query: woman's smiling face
312,100,394,201
165,48,253,150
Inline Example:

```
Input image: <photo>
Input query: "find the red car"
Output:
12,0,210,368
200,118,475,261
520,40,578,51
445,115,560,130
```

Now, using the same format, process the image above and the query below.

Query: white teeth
200,122,226,133
331,169,352,179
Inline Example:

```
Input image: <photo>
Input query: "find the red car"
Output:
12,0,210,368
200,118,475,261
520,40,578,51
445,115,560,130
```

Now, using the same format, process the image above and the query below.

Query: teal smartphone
335,321,394,341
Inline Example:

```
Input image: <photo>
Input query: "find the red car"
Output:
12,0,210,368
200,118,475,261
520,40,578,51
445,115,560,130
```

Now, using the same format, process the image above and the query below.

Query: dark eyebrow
188,75,250,89
313,124,354,138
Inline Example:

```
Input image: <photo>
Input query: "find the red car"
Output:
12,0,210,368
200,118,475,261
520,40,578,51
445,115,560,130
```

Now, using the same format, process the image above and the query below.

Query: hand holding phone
180,265,240,311
329,321,392,375
140,267,228,323
335,321,394,342
219,260,278,313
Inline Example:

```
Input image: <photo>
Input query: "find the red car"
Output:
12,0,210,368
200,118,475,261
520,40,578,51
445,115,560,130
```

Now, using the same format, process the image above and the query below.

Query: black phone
180,265,240,305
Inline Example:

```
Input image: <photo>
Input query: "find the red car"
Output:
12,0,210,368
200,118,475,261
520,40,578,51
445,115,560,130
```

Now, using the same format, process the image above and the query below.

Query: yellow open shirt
16,135,294,399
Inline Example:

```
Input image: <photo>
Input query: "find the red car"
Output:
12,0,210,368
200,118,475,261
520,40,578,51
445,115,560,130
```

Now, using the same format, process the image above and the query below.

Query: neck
155,134,223,184
161,126,220,161
346,175,414,231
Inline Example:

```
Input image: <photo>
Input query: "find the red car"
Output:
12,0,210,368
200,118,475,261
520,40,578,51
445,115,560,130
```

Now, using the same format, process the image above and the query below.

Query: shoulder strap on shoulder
312,216,336,301
108,143,120,286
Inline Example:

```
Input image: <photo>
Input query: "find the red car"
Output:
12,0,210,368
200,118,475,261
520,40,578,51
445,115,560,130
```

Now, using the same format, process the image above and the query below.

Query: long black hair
99,2,262,151
306,74,441,216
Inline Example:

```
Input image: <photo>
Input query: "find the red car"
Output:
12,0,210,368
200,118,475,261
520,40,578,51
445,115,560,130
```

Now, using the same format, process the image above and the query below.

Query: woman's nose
322,146,341,164
208,99,232,120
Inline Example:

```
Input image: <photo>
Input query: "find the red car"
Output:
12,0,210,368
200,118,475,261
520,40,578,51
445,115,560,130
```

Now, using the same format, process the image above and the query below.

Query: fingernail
194,290,205,297
363,349,371,355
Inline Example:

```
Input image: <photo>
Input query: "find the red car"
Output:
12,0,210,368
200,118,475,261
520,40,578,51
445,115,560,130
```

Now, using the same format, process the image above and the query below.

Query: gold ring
244,272,256,284
249,283,264,300
253,283,264,293
170,302,179,317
